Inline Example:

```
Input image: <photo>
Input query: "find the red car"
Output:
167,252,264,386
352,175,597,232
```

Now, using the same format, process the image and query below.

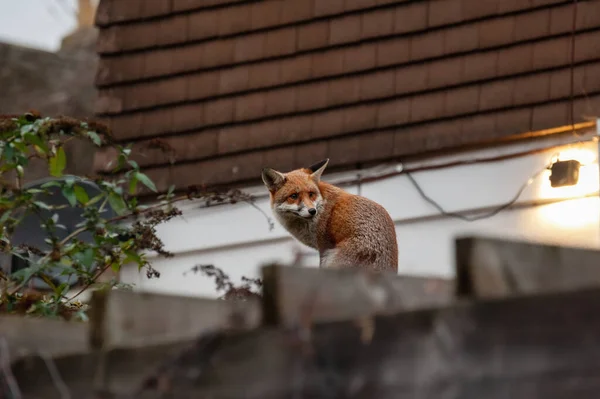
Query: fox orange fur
261,159,398,273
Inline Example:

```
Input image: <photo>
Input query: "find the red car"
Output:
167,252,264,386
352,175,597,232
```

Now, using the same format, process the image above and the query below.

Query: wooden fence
3,235,600,398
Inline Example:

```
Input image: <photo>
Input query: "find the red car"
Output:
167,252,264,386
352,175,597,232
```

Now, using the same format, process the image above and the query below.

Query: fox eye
309,192,316,198
289,193,299,200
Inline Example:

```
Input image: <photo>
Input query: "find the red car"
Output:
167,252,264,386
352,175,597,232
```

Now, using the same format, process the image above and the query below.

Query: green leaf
77,248,95,269
41,181,62,189
123,249,144,268
33,201,52,210
87,131,102,146
49,147,67,177
87,193,105,207
27,134,48,154
61,186,77,207
0,210,11,225
129,174,138,195
73,184,89,205
134,171,157,192
108,192,127,215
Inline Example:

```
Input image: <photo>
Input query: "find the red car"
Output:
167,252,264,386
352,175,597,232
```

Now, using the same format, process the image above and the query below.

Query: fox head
261,159,329,219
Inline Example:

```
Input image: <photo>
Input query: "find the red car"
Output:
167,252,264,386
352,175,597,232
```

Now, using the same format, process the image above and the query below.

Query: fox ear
261,168,286,191
308,158,329,182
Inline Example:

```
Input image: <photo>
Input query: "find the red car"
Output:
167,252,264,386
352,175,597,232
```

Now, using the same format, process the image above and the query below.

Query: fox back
261,159,398,273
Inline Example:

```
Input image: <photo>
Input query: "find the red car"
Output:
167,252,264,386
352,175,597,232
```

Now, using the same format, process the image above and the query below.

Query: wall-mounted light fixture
549,159,581,188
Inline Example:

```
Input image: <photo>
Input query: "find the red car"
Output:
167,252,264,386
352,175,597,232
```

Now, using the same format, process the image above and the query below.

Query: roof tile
428,57,463,88
410,92,446,122
328,77,361,106
343,104,378,132
171,103,205,132
329,15,362,45
358,129,395,162
584,62,600,93
444,24,480,54
428,0,463,27
376,98,410,128
478,16,515,48
295,141,329,166
218,67,249,94
311,110,344,139
328,134,361,165
361,8,395,39
142,108,174,137
549,4,574,35
460,113,496,140
140,0,171,19
171,44,203,74
298,21,330,52
479,80,515,111
261,146,297,173
495,108,532,138
395,64,429,95
497,44,531,76
313,0,344,17
296,83,330,112
343,44,376,73
234,93,265,121
265,27,297,58
311,49,345,78
410,31,445,61
265,87,296,116
512,73,550,105
376,38,410,67
203,40,235,68
157,15,188,47
281,55,312,83
233,33,266,63
188,9,219,41
514,8,550,42
217,4,252,36
461,0,499,20
250,1,282,30
393,2,428,34
188,70,220,99
217,125,251,154
359,69,396,100
531,101,568,131
345,0,378,11
532,37,570,69
577,1,600,30
281,0,313,24
248,62,280,89
574,30,600,63
444,85,480,116
205,97,235,125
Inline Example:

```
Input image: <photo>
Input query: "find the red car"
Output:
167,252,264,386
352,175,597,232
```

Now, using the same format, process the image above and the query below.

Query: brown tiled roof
93,0,600,193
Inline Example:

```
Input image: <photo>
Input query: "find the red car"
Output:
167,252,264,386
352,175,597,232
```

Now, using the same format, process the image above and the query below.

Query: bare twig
39,350,71,399
0,336,22,399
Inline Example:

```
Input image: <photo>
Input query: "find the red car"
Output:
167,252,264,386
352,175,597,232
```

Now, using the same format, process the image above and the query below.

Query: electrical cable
403,160,555,222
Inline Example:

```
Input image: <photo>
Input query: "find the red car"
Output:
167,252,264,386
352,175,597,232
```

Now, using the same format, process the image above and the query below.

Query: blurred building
0,0,99,179
92,0,600,297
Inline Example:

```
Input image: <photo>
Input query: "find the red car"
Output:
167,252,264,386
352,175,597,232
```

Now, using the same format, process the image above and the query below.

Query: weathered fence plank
0,315,88,363
89,289,261,349
137,287,600,399
455,235,600,299
261,264,453,326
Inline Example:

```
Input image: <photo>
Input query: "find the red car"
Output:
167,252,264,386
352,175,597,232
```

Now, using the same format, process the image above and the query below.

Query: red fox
261,159,398,273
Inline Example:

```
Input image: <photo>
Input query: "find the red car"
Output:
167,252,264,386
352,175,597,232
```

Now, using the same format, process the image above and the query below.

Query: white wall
120,129,600,298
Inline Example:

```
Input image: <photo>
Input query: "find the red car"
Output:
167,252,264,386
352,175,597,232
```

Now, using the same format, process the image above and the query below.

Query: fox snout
297,205,318,218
